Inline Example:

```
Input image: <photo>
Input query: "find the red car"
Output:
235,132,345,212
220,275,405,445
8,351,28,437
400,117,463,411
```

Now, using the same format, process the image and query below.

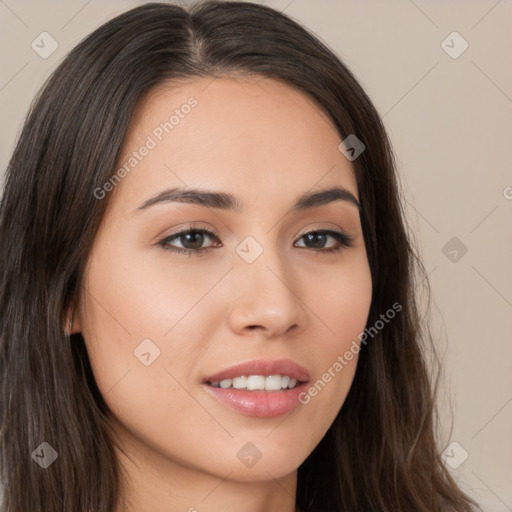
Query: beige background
1,1,511,510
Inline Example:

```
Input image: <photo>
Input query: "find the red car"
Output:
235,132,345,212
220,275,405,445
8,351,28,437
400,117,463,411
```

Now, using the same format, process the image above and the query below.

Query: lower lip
202,382,309,418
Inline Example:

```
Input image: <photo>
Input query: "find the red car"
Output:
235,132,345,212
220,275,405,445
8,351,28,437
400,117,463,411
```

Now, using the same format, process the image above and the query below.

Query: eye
157,225,221,257
294,229,354,254
157,226,353,257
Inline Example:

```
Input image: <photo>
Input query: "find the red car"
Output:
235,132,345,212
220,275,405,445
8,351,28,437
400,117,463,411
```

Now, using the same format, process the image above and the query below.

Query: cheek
293,256,372,422
79,253,220,467
79,248,230,399
303,254,373,350
81,247,225,340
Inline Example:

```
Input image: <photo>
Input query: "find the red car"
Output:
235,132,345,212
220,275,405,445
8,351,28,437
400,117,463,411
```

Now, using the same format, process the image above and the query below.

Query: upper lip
202,358,311,384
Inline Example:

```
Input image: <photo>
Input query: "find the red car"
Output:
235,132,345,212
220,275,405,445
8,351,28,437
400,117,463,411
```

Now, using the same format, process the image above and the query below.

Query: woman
0,1,481,511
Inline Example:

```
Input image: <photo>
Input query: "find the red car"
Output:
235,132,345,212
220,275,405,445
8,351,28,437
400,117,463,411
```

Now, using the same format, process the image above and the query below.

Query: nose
227,249,308,339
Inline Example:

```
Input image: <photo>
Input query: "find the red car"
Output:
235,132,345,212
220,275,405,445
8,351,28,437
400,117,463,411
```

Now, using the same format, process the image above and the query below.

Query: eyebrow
135,185,360,213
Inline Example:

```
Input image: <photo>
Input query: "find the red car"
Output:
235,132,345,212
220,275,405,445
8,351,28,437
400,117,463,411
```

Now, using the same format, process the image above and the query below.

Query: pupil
306,233,326,248
182,231,204,249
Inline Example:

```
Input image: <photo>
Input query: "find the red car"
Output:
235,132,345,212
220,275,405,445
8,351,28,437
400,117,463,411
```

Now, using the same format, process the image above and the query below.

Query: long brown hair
0,2,481,511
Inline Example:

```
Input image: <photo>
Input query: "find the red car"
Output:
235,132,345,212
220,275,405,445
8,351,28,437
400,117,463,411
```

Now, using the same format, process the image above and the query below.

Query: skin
70,75,373,512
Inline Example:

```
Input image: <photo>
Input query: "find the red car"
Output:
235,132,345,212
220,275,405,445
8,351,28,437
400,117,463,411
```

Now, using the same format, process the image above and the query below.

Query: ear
65,303,81,335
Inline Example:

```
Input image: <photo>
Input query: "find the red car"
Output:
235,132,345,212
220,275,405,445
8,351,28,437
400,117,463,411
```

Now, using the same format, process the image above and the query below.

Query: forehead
110,75,358,213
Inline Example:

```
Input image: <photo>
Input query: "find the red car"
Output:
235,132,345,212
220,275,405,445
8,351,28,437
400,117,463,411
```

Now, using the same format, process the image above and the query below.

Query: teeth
264,375,281,391
219,379,232,389
232,376,247,389
209,375,299,390
247,375,265,390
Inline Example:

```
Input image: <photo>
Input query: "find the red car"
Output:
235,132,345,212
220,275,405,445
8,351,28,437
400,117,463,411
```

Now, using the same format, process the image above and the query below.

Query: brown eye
158,227,221,256
294,229,353,253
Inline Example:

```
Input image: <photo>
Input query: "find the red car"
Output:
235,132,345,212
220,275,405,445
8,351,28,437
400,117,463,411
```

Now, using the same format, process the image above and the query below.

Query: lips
201,358,311,417
202,358,311,384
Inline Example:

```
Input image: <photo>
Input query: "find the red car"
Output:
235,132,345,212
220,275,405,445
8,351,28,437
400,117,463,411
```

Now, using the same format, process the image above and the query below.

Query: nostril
245,325,264,331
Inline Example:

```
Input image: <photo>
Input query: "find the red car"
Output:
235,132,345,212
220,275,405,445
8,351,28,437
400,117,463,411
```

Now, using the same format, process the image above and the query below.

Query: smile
201,359,311,417
208,374,299,390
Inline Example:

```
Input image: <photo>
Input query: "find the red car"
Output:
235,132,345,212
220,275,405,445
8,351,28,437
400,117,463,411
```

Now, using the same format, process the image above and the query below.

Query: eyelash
157,224,354,257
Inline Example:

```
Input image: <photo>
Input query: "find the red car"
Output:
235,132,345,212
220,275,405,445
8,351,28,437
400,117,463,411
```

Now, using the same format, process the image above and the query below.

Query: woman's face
77,76,372,489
